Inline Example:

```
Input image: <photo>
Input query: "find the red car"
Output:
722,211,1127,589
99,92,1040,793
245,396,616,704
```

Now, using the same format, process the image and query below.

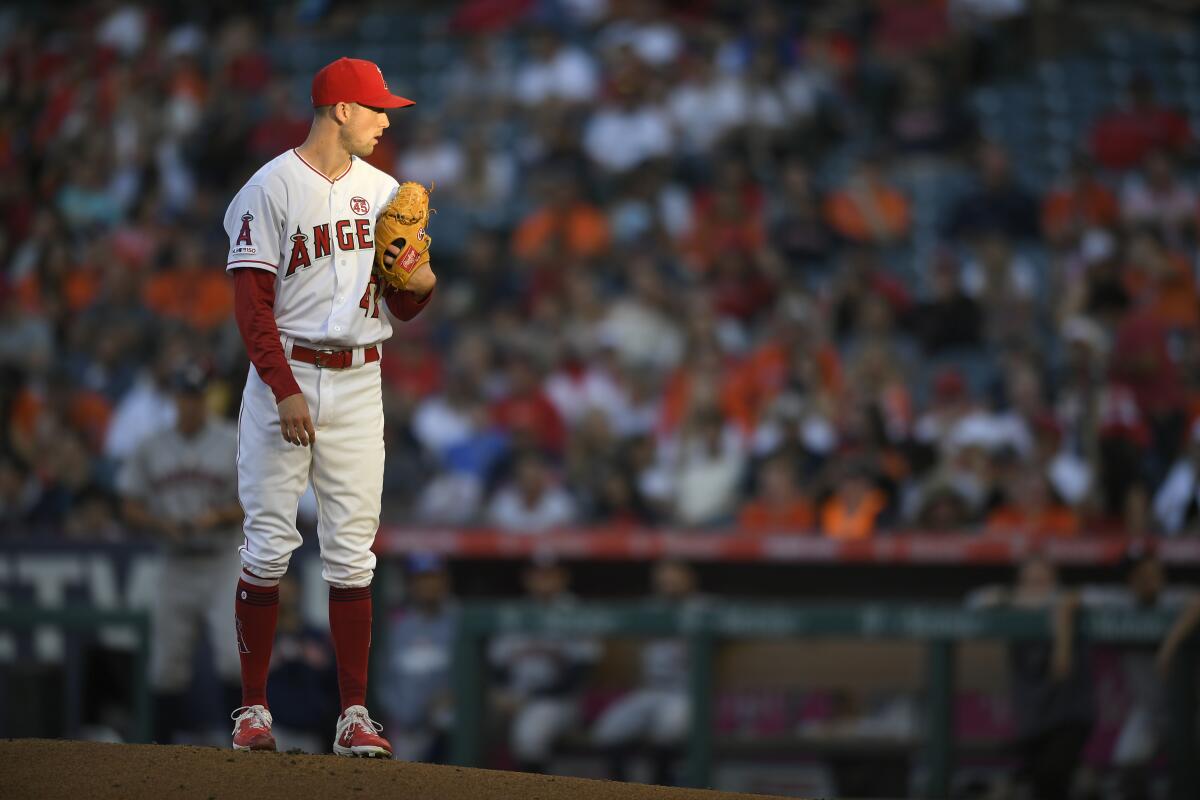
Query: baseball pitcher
224,57,436,757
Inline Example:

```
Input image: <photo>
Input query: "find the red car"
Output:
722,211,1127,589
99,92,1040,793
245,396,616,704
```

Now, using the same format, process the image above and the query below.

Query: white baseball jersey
223,148,400,347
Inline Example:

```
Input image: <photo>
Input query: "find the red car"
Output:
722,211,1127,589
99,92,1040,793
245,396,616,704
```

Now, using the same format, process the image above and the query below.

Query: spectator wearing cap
914,368,976,454
380,554,459,763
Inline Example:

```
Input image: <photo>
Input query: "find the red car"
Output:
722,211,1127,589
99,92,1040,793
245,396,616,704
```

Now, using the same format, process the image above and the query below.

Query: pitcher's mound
0,739,796,799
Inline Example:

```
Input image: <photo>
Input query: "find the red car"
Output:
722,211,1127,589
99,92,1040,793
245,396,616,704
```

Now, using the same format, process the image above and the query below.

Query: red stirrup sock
328,584,373,711
235,576,279,708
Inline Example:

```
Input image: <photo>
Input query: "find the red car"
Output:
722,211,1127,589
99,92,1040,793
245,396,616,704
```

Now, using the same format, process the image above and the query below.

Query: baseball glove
373,181,433,291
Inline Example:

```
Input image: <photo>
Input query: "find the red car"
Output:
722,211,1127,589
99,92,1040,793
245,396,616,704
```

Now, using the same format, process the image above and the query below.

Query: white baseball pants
236,354,384,587
592,688,690,747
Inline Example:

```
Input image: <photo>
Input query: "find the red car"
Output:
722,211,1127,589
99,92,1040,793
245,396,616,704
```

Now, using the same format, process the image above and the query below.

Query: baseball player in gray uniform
117,367,243,744
489,558,601,773
592,560,704,785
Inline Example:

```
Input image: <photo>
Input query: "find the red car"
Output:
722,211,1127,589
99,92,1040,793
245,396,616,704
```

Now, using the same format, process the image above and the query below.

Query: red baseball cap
311,57,414,109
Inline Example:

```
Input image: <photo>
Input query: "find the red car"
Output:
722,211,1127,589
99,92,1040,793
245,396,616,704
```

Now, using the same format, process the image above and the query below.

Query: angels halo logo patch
350,196,370,215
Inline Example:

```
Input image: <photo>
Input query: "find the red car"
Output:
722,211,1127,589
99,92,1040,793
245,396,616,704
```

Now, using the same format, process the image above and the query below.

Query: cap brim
371,93,415,109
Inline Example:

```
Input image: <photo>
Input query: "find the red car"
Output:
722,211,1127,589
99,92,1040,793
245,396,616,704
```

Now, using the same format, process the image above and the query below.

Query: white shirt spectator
598,20,684,66
1152,457,1200,535
544,366,629,429
1121,176,1197,233
667,76,746,154
398,141,464,192
583,103,674,173
961,251,1037,299
600,297,685,370
945,409,1034,458
104,375,177,461
97,4,147,57
560,0,610,26
514,46,598,106
745,80,790,130
669,427,745,526
412,396,478,459
950,0,1027,28
488,484,578,533
781,68,829,120
752,410,838,457
416,472,484,525
1153,422,1200,534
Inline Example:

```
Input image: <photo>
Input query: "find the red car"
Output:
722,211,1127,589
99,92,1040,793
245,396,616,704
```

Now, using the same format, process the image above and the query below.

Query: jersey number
359,274,382,318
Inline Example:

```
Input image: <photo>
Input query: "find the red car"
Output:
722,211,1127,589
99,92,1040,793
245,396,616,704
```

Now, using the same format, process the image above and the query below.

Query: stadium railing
0,607,152,743
448,603,1199,799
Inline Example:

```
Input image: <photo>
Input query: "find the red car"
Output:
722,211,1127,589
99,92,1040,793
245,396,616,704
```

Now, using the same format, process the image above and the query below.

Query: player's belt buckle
314,350,335,368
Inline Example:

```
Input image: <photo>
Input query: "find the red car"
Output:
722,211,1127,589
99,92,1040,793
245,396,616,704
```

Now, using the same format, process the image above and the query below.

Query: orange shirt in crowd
823,184,911,244
512,204,610,262
723,341,842,434
10,387,112,455
1123,251,1200,330
739,498,816,533
820,489,887,540
142,269,235,332
985,506,1080,537
657,366,739,436
1041,182,1119,241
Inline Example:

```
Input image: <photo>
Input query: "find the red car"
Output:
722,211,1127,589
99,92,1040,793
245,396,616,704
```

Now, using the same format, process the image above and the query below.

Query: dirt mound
0,739,792,800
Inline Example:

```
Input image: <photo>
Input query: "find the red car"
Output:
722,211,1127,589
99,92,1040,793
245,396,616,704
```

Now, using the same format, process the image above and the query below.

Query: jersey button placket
329,185,345,331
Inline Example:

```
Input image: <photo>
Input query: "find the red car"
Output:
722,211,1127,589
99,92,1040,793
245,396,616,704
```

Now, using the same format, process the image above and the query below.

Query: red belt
290,344,379,369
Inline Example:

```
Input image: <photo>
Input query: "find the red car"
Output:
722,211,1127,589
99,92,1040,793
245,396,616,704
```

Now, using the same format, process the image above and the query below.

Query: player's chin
352,141,377,158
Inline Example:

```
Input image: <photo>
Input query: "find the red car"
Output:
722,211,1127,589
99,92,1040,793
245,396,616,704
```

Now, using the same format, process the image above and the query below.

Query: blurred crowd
6,0,1200,541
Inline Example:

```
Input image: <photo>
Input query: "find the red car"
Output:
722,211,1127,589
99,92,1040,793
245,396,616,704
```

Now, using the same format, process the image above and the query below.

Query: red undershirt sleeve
383,285,435,322
233,267,302,403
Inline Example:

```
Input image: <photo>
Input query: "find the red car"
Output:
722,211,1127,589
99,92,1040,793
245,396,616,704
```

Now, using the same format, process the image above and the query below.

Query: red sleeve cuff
384,286,434,322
